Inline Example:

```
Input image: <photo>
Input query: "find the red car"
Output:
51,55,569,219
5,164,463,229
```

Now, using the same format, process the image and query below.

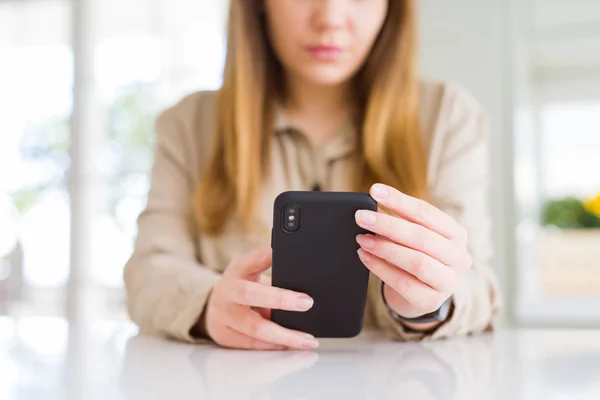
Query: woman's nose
312,0,347,31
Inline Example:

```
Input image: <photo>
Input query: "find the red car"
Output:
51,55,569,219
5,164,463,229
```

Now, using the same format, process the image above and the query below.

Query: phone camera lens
282,204,301,232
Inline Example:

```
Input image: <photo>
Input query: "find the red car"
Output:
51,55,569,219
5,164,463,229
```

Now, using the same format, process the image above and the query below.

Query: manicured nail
371,184,389,201
356,234,375,249
356,210,377,226
295,296,314,311
357,249,372,262
301,337,319,349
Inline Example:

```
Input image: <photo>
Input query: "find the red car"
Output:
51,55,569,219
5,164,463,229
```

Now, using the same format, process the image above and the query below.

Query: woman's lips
306,45,343,61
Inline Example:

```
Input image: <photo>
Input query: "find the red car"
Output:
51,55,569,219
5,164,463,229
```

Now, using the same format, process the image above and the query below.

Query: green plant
10,115,70,214
542,197,600,229
105,83,157,227
9,82,157,223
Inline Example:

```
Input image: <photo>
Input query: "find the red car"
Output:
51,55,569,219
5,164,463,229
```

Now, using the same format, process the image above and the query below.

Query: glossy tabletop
1,317,600,399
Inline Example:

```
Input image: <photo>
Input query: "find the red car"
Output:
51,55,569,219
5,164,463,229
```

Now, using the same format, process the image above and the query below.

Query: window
86,0,227,319
514,0,600,324
540,102,600,198
0,0,72,316
0,0,228,320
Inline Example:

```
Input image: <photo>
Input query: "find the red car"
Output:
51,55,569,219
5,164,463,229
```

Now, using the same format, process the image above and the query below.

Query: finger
357,249,443,314
259,274,272,286
225,306,319,350
356,234,456,292
355,210,463,267
229,246,273,277
258,275,274,319
220,273,280,324
229,280,314,312
217,326,287,351
369,183,467,243
258,307,271,320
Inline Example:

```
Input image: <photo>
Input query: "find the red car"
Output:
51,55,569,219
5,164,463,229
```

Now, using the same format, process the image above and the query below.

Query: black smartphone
270,191,378,338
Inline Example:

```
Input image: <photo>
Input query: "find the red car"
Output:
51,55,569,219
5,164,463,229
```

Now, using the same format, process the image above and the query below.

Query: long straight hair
195,0,428,235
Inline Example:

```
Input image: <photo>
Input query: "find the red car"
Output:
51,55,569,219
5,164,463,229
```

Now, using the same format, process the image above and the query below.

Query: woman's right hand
203,246,319,350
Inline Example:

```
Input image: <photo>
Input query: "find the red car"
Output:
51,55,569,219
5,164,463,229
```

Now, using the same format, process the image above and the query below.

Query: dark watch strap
380,282,453,324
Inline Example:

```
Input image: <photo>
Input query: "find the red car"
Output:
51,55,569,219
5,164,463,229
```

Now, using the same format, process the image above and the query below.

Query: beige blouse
123,80,502,343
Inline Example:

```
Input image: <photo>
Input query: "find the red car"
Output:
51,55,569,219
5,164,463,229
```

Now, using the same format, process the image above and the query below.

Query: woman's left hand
355,183,473,328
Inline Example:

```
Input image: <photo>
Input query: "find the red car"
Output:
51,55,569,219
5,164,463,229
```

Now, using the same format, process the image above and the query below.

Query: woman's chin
295,68,356,88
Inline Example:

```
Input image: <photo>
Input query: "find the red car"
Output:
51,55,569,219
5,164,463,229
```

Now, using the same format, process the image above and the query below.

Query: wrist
189,291,213,340
189,306,209,339
381,282,453,330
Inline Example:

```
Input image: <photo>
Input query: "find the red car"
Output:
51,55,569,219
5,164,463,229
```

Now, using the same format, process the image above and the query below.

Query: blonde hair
195,0,427,235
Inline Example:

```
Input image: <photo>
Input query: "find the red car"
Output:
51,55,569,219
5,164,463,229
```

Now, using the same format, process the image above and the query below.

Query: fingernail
357,249,372,262
371,184,389,201
356,234,375,249
301,337,319,349
295,296,314,311
356,210,377,226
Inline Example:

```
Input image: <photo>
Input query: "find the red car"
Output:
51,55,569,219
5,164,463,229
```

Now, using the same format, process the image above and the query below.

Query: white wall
418,0,518,324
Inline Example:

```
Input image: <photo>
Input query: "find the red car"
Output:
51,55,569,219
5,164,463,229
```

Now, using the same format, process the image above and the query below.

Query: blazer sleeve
378,84,503,340
123,101,220,343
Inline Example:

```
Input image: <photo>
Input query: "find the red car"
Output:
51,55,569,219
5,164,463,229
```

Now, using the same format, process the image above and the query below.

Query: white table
1,317,600,399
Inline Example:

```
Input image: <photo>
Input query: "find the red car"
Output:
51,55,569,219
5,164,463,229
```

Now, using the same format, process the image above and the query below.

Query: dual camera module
282,204,301,232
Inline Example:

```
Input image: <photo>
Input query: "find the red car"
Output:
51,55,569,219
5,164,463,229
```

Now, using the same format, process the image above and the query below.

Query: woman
124,0,501,350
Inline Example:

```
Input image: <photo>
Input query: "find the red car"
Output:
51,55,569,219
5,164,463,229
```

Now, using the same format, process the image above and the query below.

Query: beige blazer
124,81,502,343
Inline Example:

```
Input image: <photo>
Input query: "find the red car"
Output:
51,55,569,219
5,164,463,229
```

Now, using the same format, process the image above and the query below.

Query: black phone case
271,191,377,338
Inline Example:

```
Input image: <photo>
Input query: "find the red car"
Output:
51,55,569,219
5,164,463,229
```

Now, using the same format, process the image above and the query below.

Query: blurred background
0,0,599,336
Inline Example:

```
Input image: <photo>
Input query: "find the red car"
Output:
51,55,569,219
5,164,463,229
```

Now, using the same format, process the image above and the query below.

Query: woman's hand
355,184,473,329
203,246,319,350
